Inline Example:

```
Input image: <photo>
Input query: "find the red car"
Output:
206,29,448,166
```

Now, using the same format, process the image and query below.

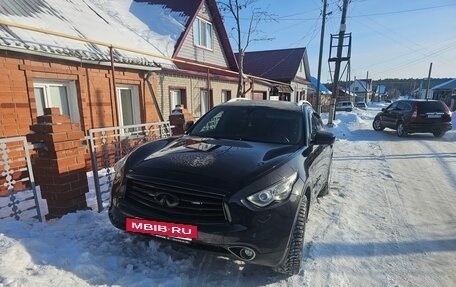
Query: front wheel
396,122,407,137
372,118,384,131
274,195,308,276
433,131,446,137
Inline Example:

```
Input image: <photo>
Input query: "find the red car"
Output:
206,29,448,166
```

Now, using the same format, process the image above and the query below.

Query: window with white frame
116,85,141,127
221,90,231,103
34,80,80,123
193,17,213,50
170,89,182,109
170,88,187,112
201,89,213,115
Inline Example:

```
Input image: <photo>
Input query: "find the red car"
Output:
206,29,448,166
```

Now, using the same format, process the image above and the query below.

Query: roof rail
226,97,251,103
297,100,312,106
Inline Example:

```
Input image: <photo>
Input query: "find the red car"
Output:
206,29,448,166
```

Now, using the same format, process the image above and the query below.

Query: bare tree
217,0,276,97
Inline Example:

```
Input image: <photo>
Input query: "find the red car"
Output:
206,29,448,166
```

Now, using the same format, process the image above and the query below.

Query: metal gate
88,121,172,211
0,136,42,221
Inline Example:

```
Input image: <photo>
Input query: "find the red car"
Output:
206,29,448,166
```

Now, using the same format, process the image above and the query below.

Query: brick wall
0,50,161,139
158,72,271,119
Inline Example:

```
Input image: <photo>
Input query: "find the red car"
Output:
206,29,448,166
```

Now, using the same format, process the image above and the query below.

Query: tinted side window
311,112,324,136
386,102,398,112
397,102,412,112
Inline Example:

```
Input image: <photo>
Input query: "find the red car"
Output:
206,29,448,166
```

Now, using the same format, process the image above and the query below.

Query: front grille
124,178,227,223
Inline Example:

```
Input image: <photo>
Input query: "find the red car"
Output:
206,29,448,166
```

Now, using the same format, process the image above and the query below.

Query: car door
306,111,331,197
381,101,400,128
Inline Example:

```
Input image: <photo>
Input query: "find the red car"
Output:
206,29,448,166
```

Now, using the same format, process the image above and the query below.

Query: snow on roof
0,0,187,69
310,76,331,94
432,78,456,90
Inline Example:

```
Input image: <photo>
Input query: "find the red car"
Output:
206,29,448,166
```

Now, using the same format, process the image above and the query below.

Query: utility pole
425,62,432,100
327,0,350,126
316,0,328,115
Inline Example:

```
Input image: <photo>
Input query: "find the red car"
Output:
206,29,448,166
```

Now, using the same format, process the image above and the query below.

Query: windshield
189,105,304,144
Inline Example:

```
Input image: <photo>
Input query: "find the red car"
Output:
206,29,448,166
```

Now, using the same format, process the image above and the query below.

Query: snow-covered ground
1,103,455,287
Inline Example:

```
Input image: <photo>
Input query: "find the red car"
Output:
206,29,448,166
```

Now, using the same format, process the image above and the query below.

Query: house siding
176,2,229,68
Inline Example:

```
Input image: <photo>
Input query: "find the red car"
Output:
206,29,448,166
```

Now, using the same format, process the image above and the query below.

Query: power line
348,3,456,18
227,2,456,22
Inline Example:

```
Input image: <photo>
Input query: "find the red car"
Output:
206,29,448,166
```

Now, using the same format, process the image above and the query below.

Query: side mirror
184,121,194,132
312,130,335,145
381,108,386,112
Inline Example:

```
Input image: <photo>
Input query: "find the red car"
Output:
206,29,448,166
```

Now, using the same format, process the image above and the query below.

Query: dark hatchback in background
109,100,335,275
372,99,452,137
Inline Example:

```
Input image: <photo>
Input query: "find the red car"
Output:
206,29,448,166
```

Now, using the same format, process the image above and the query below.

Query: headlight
113,154,129,182
246,172,298,207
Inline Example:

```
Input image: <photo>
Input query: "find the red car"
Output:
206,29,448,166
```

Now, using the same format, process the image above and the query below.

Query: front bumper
109,190,302,267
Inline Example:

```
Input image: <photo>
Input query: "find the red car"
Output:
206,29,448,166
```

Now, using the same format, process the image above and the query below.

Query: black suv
372,99,452,137
109,100,335,275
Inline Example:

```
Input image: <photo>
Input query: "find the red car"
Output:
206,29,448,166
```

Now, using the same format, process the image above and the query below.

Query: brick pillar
27,108,89,219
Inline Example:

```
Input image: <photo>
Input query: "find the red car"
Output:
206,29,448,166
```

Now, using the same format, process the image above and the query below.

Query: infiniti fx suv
109,100,335,275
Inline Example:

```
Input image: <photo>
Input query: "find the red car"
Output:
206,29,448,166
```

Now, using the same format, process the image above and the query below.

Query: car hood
126,136,301,194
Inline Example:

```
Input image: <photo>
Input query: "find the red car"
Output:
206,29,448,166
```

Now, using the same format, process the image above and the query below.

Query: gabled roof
137,0,238,71
0,0,177,69
237,48,311,83
432,78,456,90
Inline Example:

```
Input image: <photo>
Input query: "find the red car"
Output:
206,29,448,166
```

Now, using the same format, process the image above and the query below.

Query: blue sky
220,0,456,81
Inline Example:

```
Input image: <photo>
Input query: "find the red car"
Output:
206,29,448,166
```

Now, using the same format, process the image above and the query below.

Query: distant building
349,79,373,103
374,85,387,101
237,48,312,102
432,78,456,111
307,77,331,109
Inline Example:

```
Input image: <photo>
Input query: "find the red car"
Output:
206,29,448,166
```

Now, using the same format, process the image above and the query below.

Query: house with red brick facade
0,0,274,139
0,0,274,219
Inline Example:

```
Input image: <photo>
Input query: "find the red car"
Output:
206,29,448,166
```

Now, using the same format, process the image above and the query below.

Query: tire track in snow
375,137,456,287
301,140,393,286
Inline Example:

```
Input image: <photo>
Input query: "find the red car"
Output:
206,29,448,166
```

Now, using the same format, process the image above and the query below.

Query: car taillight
411,104,418,120
443,103,452,117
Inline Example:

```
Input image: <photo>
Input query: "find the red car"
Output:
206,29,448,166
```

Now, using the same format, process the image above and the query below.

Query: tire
318,162,332,197
372,118,384,131
274,195,308,276
433,131,446,137
396,122,407,137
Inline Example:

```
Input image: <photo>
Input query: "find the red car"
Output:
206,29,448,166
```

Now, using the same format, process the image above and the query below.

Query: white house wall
291,81,309,102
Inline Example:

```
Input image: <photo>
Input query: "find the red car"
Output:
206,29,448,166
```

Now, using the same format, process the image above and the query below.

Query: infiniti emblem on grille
153,192,180,208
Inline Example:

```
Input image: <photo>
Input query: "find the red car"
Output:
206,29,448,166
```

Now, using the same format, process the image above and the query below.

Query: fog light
240,248,255,260
228,246,256,261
